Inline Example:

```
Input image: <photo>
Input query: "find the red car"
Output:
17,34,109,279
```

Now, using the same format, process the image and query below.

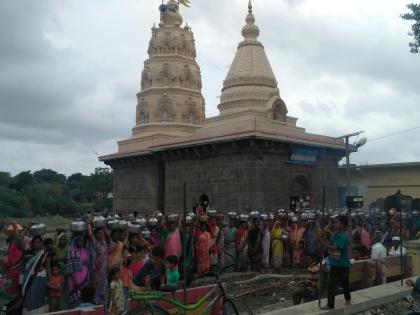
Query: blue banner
290,146,318,164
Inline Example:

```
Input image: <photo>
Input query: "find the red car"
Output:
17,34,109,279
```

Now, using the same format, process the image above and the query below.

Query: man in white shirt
371,232,387,260
370,231,387,285
389,236,407,256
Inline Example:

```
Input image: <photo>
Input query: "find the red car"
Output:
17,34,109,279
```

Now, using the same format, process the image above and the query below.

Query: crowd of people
0,205,419,314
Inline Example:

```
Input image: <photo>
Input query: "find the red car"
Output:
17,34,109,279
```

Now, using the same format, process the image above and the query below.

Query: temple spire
248,0,252,13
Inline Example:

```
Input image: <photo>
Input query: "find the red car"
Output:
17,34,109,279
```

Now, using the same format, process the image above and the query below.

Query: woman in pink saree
65,235,89,308
162,220,181,259
2,223,23,295
290,217,305,267
195,219,211,274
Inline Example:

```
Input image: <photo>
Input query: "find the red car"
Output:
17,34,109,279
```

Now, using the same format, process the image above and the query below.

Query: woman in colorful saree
52,232,69,309
223,218,237,272
194,218,211,274
290,216,305,268
108,229,124,272
150,226,161,249
128,233,147,275
22,236,49,314
87,221,108,306
65,234,89,309
53,233,68,272
2,223,22,296
236,220,249,271
208,217,220,268
179,220,195,284
270,220,284,270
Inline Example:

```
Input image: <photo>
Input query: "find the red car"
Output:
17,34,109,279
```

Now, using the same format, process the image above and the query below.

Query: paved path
261,277,416,315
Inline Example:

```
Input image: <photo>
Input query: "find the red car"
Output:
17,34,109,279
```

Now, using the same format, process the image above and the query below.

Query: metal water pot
185,216,193,225
207,209,217,217
107,218,120,230
30,223,46,236
154,212,164,221
239,214,249,222
119,220,128,230
92,214,106,228
142,229,151,239
167,213,178,222
228,211,238,220
70,219,86,233
249,211,260,219
135,217,147,228
128,222,141,234
148,217,159,227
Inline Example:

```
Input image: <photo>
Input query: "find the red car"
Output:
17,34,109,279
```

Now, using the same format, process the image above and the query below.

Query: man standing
389,236,407,256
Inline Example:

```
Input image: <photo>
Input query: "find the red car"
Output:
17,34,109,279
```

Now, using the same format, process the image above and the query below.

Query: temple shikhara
100,0,347,213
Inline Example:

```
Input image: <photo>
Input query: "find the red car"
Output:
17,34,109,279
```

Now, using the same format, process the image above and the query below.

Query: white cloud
0,0,418,175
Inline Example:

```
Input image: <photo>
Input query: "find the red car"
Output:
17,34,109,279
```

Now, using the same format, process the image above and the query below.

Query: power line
197,49,226,72
369,123,420,142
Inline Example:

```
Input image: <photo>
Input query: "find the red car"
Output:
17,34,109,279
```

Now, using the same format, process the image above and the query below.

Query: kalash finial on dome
242,0,260,41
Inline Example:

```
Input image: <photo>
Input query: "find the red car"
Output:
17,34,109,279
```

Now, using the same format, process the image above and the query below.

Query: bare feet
345,300,351,306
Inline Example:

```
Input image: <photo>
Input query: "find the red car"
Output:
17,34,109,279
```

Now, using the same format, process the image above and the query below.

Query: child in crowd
109,267,125,315
160,255,181,292
121,253,133,310
165,255,180,285
46,262,65,312
133,246,166,290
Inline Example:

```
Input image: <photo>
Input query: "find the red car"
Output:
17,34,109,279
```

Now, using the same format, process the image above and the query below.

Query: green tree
401,3,420,53
28,181,74,216
33,169,66,183
67,173,91,203
90,167,113,200
0,172,12,187
0,186,29,217
11,171,33,192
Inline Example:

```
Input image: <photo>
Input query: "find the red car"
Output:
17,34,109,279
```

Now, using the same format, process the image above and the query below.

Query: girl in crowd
65,235,89,308
109,267,125,315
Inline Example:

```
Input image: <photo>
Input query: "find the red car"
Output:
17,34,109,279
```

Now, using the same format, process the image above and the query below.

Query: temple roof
218,0,282,116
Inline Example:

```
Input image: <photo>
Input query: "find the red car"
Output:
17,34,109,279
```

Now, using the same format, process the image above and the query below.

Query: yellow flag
179,0,190,7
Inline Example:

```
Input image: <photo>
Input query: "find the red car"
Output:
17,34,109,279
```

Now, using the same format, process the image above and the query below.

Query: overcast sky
1,0,419,176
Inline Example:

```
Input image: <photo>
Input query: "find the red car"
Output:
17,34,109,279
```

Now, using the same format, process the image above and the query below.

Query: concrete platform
261,277,417,315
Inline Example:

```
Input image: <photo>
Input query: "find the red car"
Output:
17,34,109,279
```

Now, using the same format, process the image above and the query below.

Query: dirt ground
193,269,306,314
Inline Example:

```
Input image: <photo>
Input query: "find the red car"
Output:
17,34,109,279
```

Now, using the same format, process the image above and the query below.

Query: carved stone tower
217,0,288,123
132,0,205,142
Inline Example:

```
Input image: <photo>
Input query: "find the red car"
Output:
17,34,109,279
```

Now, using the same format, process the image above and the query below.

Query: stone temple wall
112,160,160,213
109,139,341,214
